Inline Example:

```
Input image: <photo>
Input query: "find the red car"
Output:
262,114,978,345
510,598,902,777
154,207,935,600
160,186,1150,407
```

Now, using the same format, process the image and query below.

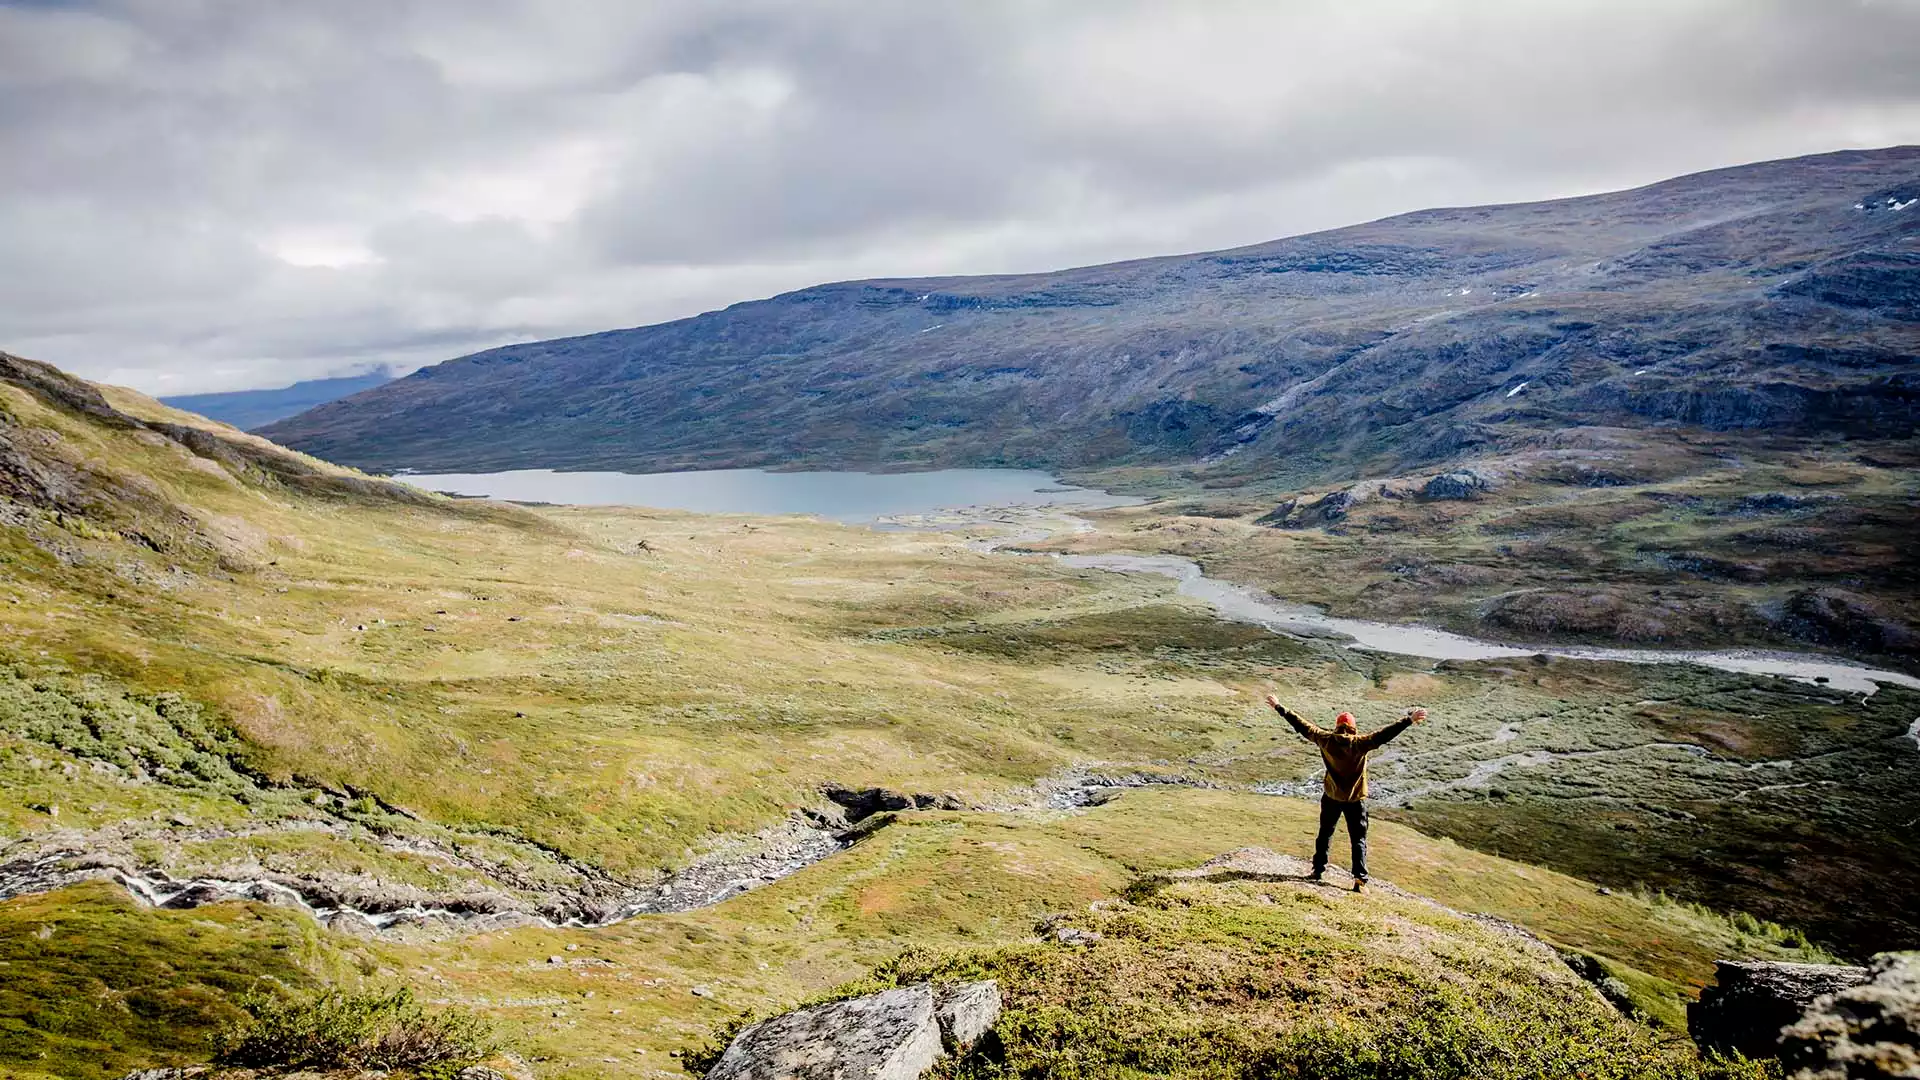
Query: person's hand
1406,707,1428,724
1264,693,1281,710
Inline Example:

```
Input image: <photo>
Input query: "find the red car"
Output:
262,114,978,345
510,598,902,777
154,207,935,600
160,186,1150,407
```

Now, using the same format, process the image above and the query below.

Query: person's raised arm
1265,693,1327,743
1364,707,1427,750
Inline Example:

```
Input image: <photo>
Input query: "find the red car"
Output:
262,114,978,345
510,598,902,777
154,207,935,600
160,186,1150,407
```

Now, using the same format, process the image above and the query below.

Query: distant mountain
163,370,392,431
263,148,1920,477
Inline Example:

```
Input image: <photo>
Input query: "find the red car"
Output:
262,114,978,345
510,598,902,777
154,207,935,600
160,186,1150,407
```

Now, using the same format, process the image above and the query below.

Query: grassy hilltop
0,352,1907,1078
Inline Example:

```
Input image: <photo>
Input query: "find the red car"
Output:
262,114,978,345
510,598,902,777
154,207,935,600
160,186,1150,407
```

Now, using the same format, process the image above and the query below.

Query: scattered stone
799,805,850,830
1053,926,1102,947
691,984,714,998
547,955,566,966
1690,960,1872,1059
1779,952,1920,1079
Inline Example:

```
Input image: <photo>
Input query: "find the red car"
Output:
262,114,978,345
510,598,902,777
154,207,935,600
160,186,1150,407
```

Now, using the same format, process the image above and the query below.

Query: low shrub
212,987,496,1076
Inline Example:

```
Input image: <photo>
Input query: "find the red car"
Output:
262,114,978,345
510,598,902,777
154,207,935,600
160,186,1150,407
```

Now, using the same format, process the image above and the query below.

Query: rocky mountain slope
262,147,1920,478
161,371,393,431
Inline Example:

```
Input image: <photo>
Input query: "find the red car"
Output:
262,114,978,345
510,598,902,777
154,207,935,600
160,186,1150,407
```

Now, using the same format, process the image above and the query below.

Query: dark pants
1313,796,1369,881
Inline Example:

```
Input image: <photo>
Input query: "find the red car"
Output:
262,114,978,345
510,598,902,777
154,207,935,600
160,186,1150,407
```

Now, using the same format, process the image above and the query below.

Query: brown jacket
1271,703,1413,802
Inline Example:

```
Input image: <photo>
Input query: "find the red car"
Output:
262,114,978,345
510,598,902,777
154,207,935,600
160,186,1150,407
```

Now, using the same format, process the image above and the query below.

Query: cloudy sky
4,0,1918,394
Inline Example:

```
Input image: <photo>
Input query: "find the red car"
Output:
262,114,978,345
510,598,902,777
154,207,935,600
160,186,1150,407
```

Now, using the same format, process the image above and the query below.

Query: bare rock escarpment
1779,952,1920,1079
1689,959,1873,1059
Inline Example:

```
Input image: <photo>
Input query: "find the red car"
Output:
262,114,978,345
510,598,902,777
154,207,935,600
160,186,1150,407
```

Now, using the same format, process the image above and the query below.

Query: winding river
5,470,1912,936
1049,551,1920,695
403,467,1920,695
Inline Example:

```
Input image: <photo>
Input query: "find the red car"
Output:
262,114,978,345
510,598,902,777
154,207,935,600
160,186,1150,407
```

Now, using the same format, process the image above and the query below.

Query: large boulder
1779,952,1920,1079
1690,960,1871,1059
708,981,1000,1080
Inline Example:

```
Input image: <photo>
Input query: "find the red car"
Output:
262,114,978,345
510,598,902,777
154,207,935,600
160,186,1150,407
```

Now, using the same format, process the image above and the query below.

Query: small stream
9,490,1913,937
1050,551,1920,695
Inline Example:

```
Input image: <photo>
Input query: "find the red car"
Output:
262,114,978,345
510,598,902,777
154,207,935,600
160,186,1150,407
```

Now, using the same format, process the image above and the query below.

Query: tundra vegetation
0,352,1905,1079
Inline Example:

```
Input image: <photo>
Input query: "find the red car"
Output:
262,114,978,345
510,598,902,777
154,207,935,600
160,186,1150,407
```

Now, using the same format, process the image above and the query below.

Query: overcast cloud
3,0,1918,393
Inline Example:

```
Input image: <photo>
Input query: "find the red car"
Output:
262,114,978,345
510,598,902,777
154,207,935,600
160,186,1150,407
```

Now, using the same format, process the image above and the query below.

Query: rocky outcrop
1417,470,1490,501
1255,488,1356,529
707,981,999,1080
822,785,968,824
1779,952,1920,1079
1690,960,1872,1059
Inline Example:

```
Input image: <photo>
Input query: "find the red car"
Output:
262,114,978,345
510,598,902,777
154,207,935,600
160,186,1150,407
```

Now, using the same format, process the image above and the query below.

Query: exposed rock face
1418,471,1489,501
1690,960,1872,1059
822,785,967,823
708,982,1000,1080
1779,952,1920,1080
934,981,1002,1053
1255,488,1356,529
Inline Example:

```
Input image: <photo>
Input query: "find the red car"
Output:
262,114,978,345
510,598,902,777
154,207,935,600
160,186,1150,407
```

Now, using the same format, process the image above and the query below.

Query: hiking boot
1352,879,1368,893
1307,869,1325,883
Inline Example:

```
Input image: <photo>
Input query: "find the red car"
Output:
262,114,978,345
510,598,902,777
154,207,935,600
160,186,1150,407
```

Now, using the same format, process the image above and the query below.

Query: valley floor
0,363,1912,1078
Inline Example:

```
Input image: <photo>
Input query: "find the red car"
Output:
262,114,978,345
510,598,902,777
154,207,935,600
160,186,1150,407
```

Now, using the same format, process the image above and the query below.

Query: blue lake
394,467,1140,523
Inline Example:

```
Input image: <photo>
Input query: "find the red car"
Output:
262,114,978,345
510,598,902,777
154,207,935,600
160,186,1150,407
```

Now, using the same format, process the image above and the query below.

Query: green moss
0,883,345,1080
701,874,1782,1080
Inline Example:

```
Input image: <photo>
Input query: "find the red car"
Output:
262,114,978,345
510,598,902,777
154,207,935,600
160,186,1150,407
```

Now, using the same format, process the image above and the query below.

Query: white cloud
0,0,1916,393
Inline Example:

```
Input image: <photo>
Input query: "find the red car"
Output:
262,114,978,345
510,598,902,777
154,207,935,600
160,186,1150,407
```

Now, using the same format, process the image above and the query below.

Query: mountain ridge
262,146,1920,478
160,370,393,431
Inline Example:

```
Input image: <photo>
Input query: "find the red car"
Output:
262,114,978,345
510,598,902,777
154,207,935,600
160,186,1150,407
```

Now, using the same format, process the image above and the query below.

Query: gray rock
1690,959,1872,1059
708,985,944,1080
1053,926,1101,947
822,785,915,823
1418,471,1488,501
934,980,1001,1052
1780,952,1920,1079
1256,488,1358,529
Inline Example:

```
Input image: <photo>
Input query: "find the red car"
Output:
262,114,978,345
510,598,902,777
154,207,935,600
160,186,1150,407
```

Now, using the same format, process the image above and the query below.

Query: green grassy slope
1061,430,1920,664
0,353,1893,1078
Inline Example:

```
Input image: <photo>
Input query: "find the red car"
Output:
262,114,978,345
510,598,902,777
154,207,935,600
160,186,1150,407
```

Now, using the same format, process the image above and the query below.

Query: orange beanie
1334,712,1357,731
